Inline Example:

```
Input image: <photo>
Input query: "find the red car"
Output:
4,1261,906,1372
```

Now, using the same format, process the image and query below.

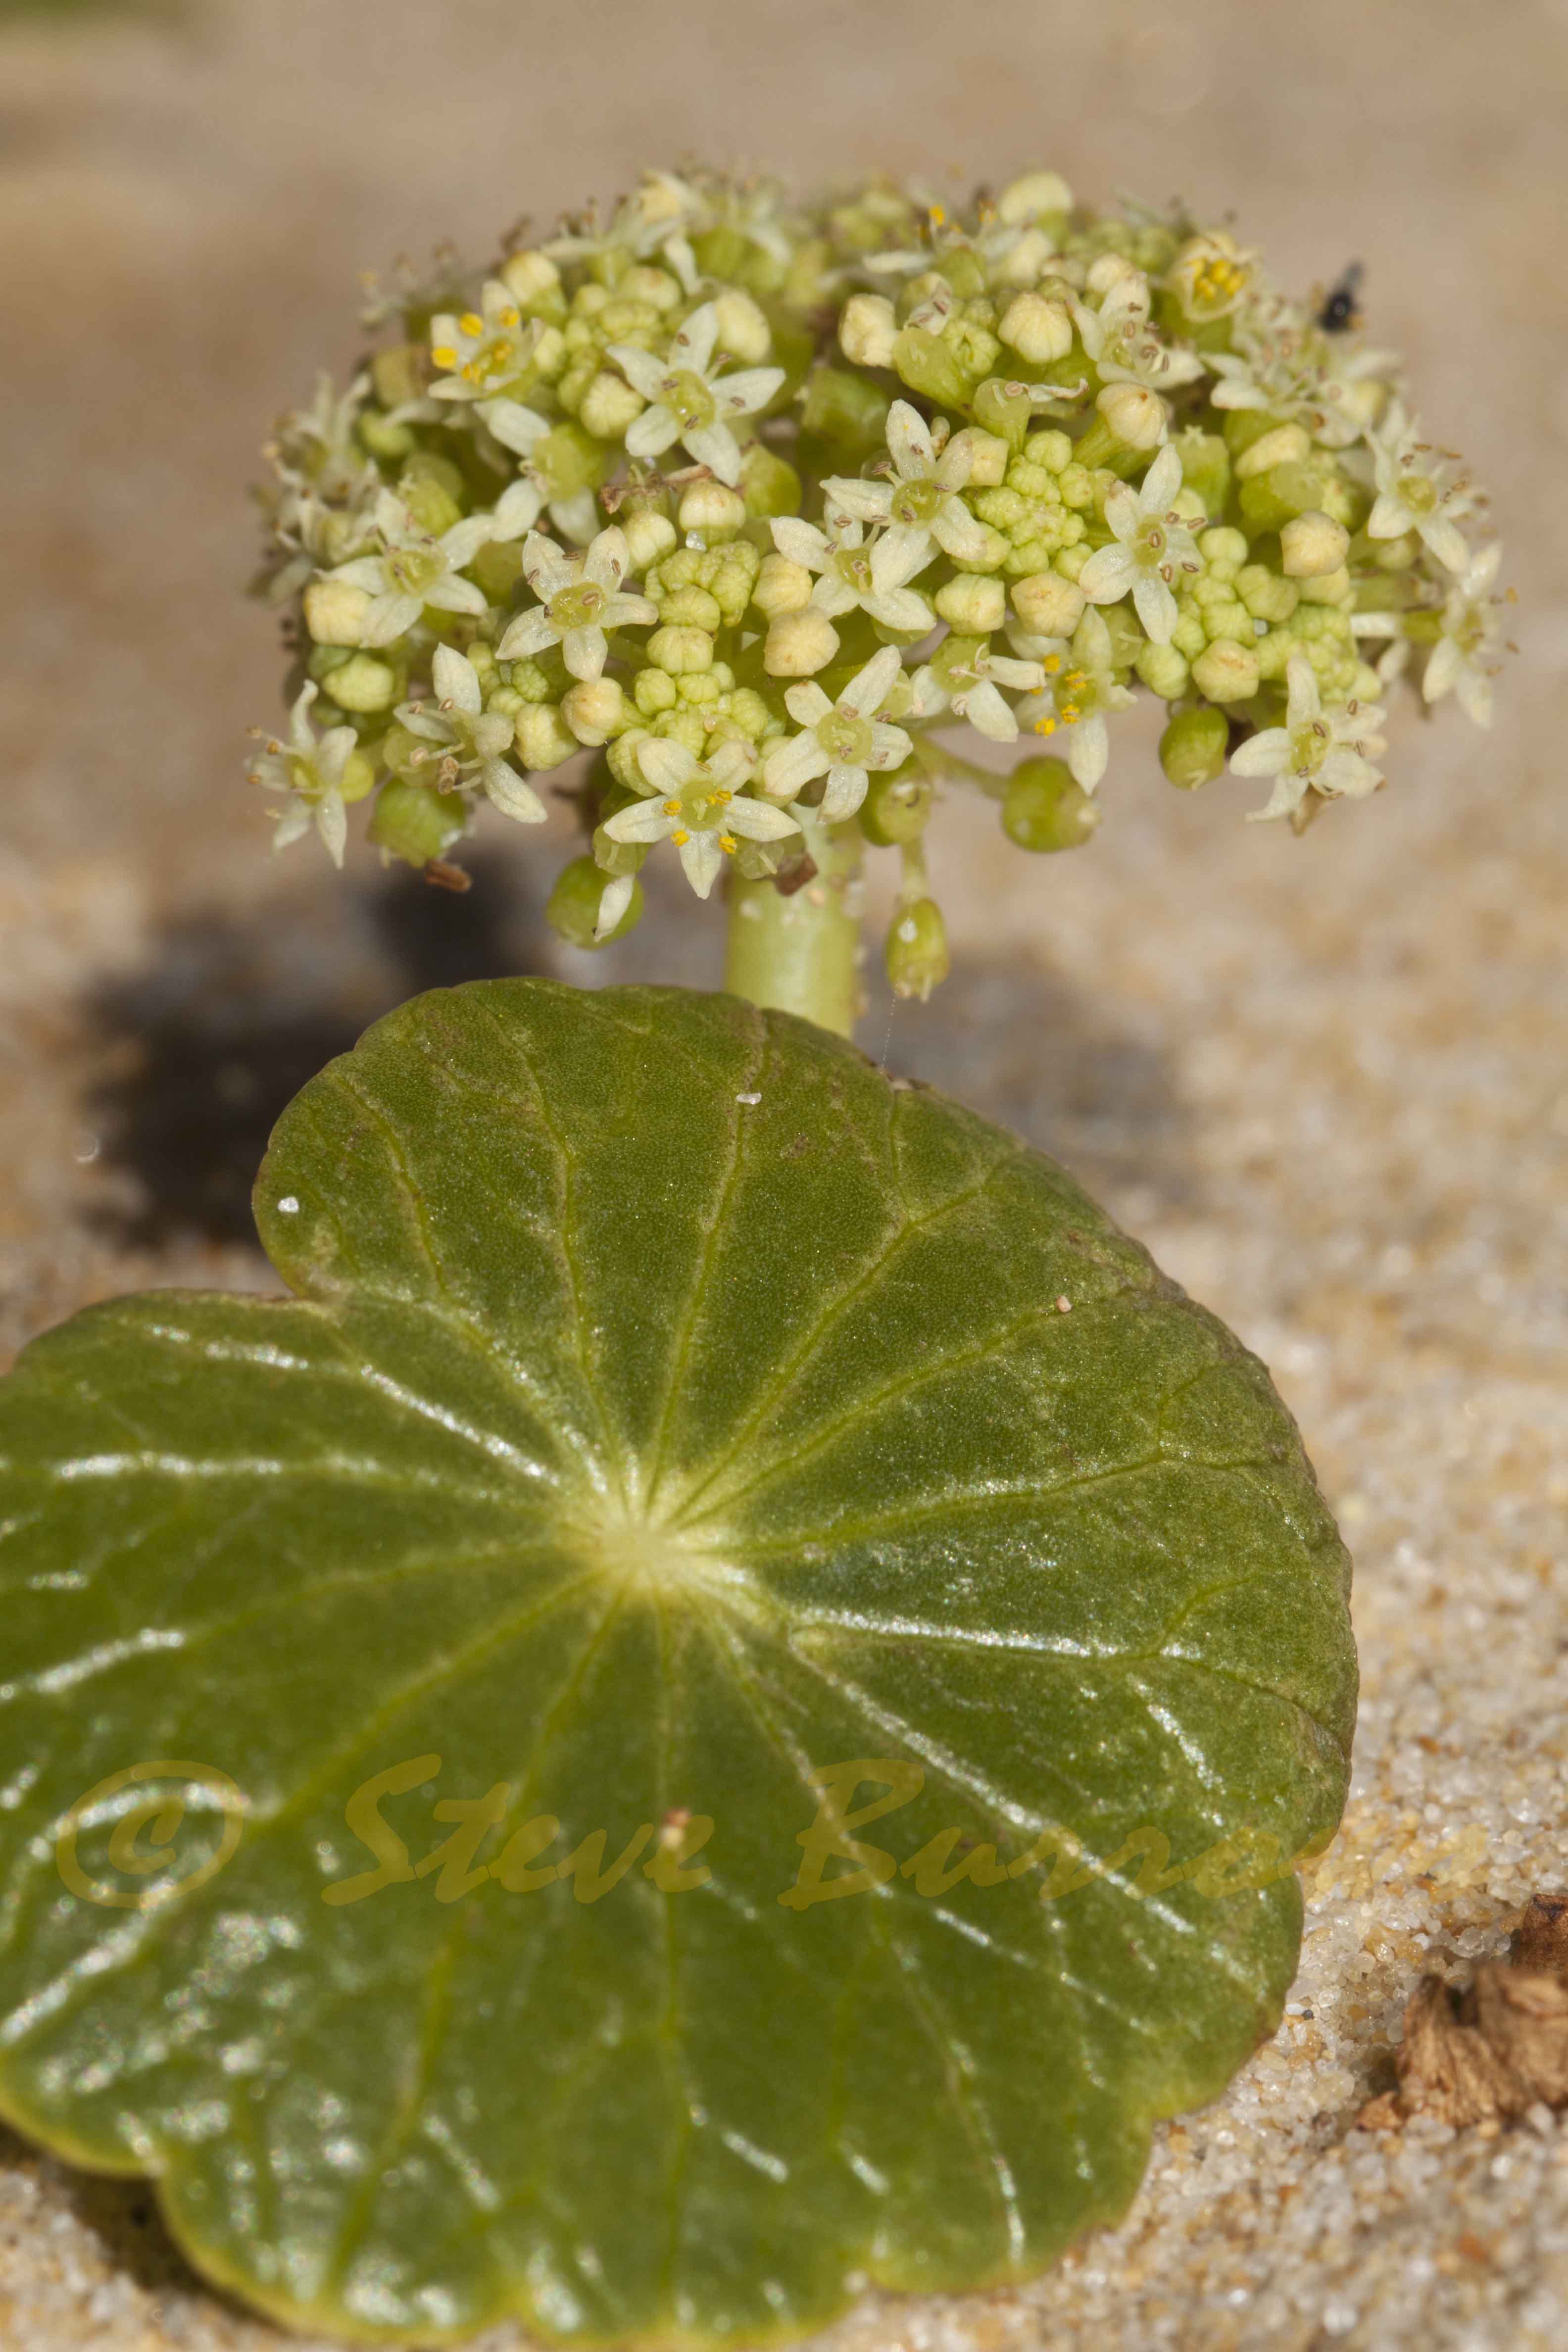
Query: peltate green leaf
0,980,1355,2344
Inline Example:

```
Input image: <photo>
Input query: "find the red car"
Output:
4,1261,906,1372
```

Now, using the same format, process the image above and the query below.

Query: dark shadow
81,853,1191,1249
0,2119,257,2322
865,958,1193,1212
82,850,552,1247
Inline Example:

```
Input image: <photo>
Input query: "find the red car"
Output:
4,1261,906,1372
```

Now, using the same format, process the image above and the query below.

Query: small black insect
1317,262,1365,334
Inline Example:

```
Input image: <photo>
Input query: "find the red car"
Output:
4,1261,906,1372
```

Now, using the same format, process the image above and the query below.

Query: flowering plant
0,165,1494,2351
252,165,1503,1029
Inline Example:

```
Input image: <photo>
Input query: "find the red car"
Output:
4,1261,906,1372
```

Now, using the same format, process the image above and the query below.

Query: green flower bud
1191,638,1261,703
325,653,400,714
1135,640,1190,699
1001,757,1100,852
885,898,950,1001
399,477,463,538
764,609,839,677
934,575,1006,634
972,377,1038,453
371,344,425,409
647,625,714,676
547,855,643,948
1233,423,1312,481
302,579,372,647
367,779,464,868
634,668,679,716
1176,432,1230,517
338,748,377,805
514,704,579,770
1158,705,1230,789
800,366,889,464
859,771,934,847
470,539,525,603
1280,510,1351,579
893,326,974,409
358,410,418,461
1236,563,1299,625
838,292,898,370
739,442,803,520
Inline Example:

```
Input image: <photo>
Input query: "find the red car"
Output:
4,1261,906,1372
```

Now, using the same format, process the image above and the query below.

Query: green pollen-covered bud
885,897,950,1002
547,855,643,948
859,771,934,847
367,779,465,868
1159,705,1230,789
1002,757,1100,852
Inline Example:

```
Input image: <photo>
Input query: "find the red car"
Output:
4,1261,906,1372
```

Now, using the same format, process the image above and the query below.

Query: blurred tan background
3,2,1568,2346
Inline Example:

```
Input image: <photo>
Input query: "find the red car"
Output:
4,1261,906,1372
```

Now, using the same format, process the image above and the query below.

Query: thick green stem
722,812,862,1039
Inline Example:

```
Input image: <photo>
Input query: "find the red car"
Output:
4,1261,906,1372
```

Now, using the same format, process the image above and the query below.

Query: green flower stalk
249,167,1506,1036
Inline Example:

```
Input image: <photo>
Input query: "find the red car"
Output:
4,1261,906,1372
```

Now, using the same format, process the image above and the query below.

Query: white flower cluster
247,167,1505,988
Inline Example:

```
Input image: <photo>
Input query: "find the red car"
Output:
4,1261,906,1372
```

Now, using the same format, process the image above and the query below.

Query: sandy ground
2,0,1568,2343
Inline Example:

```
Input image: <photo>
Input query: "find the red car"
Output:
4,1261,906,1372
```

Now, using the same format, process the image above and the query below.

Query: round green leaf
0,980,1355,2345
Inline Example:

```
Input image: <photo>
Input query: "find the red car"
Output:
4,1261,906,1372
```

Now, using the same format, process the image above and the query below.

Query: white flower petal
724,795,801,842
433,644,482,714
783,681,833,727
604,801,678,844
1130,570,1176,644
1420,516,1470,573
606,343,671,402
586,527,632,590
820,763,869,822
683,421,743,484
931,499,989,564
425,577,489,617
1077,544,1136,604
594,874,636,939
637,737,697,794
1366,492,1410,541
483,762,546,823
1140,444,1183,513
1067,714,1108,790
678,830,724,899
1421,638,1460,705
867,722,912,768
562,625,607,681
672,302,719,377
314,790,348,869
490,479,544,541
840,645,902,717
870,525,932,593
820,478,892,524
771,517,829,568
763,734,831,797
496,608,557,660
1455,667,1493,729
885,399,935,479
1228,729,1290,778
714,366,784,418
625,405,683,460
955,679,1018,741
478,398,550,456
867,586,935,634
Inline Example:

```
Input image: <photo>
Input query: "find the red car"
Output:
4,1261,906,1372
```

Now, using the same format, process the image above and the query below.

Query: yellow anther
431,346,459,369
929,202,947,227
1061,704,1079,723
719,833,737,853
1043,654,1061,673
1033,716,1056,735
671,828,690,845
1066,670,1087,689
712,787,733,803
500,306,520,326
663,798,683,814
462,363,481,383
460,312,485,336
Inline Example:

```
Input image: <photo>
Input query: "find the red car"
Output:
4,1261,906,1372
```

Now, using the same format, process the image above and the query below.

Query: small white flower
911,638,1046,743
327,490,493,647
1012,609,1135,789
1076,445,1200,645
1367,404,1476,573
1422,541,1504,728
427,281,544,402
245,682,362,868
1072,271,1205,392
545,171,705,293
1229,653,1386,824
607,302,784,487
824,401,990,586
395,646,544,825
602,738,799,900
475,400,599,543
760,646,912,820
496,528,657,682
769,513,935,636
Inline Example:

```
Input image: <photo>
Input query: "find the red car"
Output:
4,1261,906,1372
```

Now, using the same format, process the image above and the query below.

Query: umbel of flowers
249,166,1505,1029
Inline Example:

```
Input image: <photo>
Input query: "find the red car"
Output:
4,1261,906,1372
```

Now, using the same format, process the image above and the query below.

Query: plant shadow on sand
80,855,1194,1250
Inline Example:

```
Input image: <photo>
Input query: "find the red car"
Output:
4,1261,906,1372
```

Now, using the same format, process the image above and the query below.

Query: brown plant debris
1359,1895,1568,2131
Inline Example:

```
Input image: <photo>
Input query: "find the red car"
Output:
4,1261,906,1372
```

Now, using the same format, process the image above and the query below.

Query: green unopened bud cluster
247,166,1505,989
